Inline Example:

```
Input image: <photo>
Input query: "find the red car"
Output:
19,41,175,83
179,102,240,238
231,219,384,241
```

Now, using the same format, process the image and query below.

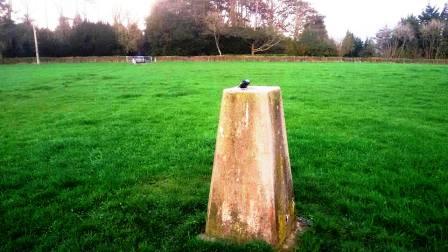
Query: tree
3,22,34,57
239,0,296,55
0,1,34,58
340,31,363,57
295,14,337,56
360,38,376,57
54,14,72,56
112,10,143,55
70,21,120,56
37,28,60,57
288,0,318,39
208,0,303,55
145,0,213,56
0,0,13,58
73,13,83,27
0,0,12,22
442,3,448,22
418,4,440,24
440,3,448,57
205,9,225,55
127,22,143,55
373,3,448,59
393,22,416,58
240,26,285,55
400,15,422,58
55,15,71,40
421,19,444,58
375,26,394,57
143,0,329,56
113,13,129,55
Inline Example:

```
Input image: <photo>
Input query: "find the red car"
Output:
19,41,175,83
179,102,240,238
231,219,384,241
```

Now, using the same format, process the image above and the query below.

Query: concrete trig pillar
205,86,298,248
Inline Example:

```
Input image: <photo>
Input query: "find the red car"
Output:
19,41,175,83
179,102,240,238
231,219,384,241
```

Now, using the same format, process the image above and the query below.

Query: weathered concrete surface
205,86,297,248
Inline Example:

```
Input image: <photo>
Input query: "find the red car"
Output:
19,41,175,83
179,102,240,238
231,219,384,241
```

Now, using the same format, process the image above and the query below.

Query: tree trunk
32,24,40,65
213,30,222,56
251,43,255,55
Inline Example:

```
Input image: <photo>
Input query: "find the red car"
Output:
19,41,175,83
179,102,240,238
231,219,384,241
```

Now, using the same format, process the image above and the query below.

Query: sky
10,0,155,29
10,0,448,40
310,0,447,40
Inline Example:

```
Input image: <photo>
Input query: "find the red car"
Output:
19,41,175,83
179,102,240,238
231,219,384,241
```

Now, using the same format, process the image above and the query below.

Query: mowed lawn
0,62,447,251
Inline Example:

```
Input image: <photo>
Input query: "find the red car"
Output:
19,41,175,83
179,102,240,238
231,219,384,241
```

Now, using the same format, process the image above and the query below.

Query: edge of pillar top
224,86,281,94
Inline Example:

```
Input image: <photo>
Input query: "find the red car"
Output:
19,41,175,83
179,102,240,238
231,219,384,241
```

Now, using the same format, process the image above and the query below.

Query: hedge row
2,56,448,64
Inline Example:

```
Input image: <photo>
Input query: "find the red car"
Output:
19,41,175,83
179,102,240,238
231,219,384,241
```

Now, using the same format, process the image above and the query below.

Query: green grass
0,62,447,251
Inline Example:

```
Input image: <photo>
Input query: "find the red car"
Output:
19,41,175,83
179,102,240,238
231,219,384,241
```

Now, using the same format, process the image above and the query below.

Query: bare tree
421,19,444,59
32,23,39,64
286,0,318,39
393,23,415,57
246,0,293,55
20,0,31,23
127,22,143,54
19,0,39,63
249,31,282,55
244,0,321,55
376,26,394,58
0,0,12,22
113,8,143,55
205,10,224,56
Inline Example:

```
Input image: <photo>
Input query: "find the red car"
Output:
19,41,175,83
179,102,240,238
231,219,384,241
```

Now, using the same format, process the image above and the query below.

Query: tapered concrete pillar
205,86,297,248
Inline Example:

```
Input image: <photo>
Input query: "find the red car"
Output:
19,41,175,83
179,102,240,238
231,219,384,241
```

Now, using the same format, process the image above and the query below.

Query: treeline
0,0,447,59
144,0,339,56
0,1,143,58
375,5,448,59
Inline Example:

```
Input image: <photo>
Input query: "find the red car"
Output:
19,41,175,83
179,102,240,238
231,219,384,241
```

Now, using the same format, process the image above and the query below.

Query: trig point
204,85,299,249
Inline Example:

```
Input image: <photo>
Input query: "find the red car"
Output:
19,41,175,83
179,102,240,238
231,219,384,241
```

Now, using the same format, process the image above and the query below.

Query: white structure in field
126,56,155,64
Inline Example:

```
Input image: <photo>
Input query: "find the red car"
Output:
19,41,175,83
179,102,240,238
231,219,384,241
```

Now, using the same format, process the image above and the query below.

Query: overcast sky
10,0,448,40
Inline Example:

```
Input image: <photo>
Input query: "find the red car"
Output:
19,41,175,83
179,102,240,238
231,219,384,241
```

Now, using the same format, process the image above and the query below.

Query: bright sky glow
10,0,448,40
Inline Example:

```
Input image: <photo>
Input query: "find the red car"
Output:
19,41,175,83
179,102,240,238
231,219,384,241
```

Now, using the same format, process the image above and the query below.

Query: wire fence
2,56,448,64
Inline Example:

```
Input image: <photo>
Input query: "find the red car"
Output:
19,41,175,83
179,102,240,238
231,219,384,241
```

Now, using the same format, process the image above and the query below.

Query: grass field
0,62,447,251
